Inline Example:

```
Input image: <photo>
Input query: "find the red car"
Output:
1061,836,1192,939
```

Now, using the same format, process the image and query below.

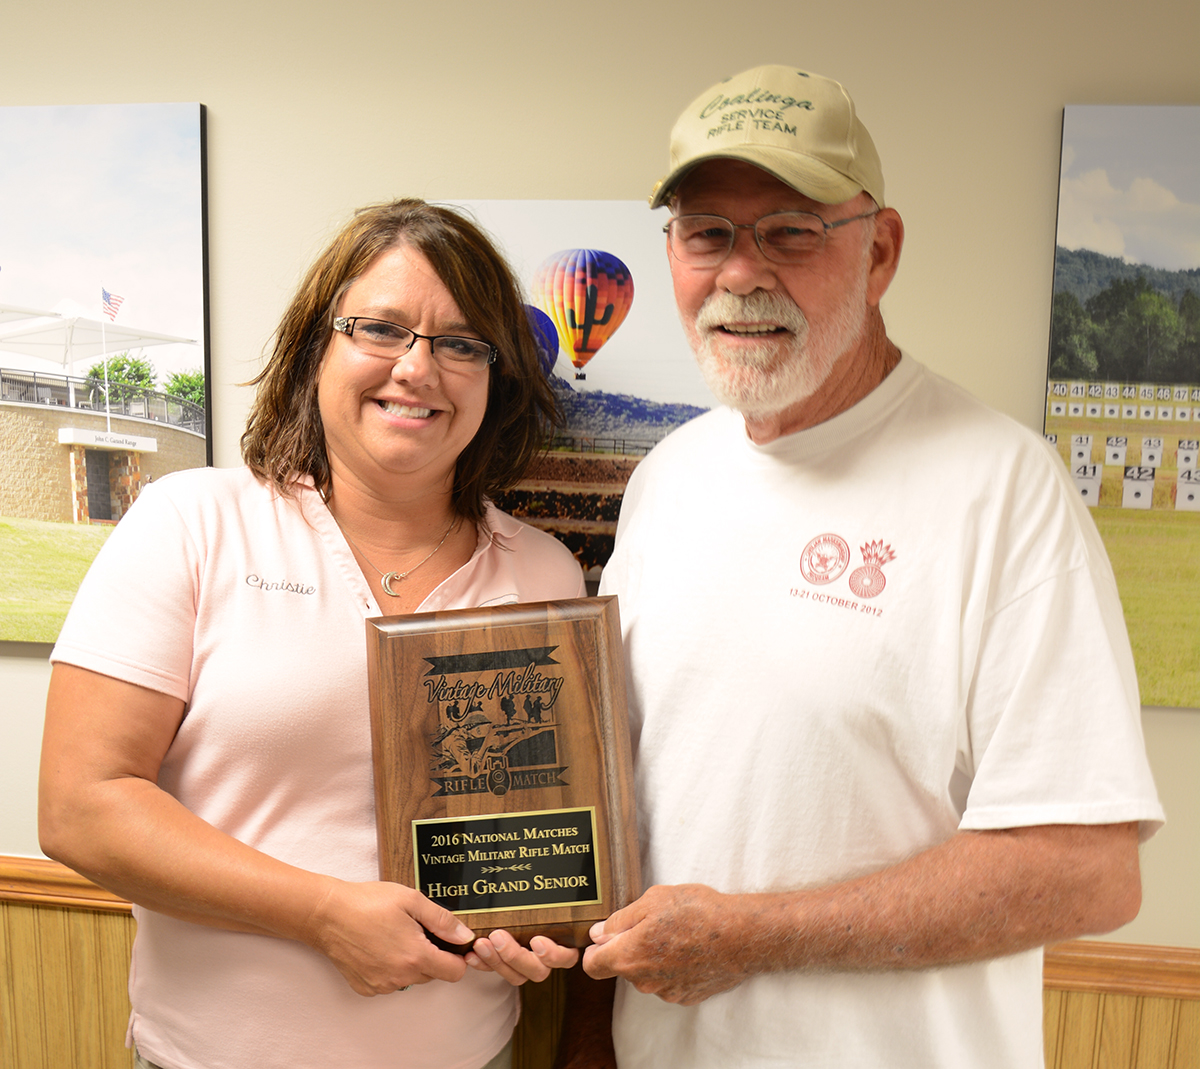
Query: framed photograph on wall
1043,105,1200,707
0,102,209,645
450,200,715,584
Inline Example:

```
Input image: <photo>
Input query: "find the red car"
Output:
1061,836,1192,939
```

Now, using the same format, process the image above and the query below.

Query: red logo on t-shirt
848,540,896,598
799,533,850,585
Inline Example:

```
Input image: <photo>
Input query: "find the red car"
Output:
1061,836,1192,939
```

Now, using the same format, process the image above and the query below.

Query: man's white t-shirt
600,356,1163,1068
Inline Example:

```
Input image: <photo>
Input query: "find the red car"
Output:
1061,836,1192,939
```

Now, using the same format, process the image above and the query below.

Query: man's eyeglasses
332,316,497,369
664,209,879,266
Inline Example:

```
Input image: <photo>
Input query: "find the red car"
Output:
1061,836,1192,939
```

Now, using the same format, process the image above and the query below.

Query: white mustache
694,291,809,340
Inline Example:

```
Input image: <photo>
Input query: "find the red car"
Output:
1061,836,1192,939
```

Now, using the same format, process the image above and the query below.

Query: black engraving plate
412,806,601,914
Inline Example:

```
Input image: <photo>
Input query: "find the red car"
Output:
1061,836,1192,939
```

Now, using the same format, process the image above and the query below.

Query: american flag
101,288,125,321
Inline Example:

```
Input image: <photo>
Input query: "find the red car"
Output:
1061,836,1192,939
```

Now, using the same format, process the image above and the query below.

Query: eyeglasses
332,316,497,369
664,209,879,266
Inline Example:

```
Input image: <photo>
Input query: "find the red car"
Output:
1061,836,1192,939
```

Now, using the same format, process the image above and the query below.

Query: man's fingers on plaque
581,940,619,981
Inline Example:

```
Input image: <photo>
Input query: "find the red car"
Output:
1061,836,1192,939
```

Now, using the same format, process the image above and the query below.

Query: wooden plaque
366,595,639,947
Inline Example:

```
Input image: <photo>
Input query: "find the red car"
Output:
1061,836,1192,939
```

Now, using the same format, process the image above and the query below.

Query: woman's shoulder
483,504,586,594
119,468,313,547
486,504,579,563
136,466,289,511
140,464,259,497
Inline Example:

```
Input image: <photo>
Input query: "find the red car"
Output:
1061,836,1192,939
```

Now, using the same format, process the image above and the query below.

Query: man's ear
866,208,904,306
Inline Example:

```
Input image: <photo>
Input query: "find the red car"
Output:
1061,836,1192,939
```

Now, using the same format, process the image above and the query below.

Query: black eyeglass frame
663,208,880,265
332,315,498,367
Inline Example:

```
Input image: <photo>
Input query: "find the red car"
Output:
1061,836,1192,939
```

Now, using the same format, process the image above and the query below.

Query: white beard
686,264,871,420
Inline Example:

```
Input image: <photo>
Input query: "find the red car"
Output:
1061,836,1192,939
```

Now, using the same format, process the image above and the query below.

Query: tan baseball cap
649,65,885,209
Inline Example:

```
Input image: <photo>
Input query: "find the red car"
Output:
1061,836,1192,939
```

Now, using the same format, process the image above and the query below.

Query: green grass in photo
0,516,114,643
1091,509,1200,708
1046,410,1200,706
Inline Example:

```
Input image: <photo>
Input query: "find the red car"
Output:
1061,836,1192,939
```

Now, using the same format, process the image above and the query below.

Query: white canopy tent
0,302,196,372
0,302,200,431
0,302,61,327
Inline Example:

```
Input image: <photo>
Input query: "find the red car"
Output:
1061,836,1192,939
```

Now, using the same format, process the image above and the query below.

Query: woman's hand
41,666,578,997
40,666,479,998
465,930,580,985
306,878,478,996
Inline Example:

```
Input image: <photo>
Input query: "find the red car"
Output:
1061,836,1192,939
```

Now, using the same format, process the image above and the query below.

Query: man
563,66,1163,1068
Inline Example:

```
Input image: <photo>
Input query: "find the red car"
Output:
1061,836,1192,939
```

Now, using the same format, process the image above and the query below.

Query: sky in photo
453,200,716,410
1056,105,1200,272
0,102,205,381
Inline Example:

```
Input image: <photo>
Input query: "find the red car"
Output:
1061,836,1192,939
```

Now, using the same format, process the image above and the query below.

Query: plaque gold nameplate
367,596,639,947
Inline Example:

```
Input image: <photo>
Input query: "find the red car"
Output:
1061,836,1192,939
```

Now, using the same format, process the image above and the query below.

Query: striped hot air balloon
532,249,633,380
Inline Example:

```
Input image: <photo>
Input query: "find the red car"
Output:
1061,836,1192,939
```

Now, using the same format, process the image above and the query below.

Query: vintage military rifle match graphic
426,644,569,799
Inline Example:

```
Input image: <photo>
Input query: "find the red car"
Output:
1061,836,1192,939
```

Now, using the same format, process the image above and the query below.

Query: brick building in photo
1,371,206,524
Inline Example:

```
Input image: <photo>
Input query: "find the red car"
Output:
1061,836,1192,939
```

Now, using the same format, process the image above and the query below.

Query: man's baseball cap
649,65,885,209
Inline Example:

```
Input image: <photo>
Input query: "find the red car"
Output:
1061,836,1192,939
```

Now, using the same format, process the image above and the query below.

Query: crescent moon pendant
381,572,404,596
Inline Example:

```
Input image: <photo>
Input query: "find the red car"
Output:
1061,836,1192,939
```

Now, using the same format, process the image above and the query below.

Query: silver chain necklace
332,513,459,597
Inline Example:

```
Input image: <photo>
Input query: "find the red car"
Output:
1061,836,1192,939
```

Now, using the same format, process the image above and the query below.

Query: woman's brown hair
241,199,559,528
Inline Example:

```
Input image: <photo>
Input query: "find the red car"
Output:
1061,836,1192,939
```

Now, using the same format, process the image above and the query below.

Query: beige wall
1,0,1197,946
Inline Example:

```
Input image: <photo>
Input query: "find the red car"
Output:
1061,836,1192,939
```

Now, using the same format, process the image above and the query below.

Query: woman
39,200,584,1069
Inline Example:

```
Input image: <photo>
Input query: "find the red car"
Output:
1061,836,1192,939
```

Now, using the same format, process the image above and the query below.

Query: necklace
332,513,459,596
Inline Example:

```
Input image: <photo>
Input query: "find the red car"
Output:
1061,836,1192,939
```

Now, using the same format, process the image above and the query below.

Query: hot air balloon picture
532,249,633,380
523,304,560,378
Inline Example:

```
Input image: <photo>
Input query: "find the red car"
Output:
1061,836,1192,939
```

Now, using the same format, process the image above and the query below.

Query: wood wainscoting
1043,941,1200,1069
1,858,134,1069
3,855,1197,1069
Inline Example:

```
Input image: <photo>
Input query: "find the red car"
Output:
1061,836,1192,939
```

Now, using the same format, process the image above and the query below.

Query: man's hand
582,884,751,1005
580,823,1143,1008
466,929,580,985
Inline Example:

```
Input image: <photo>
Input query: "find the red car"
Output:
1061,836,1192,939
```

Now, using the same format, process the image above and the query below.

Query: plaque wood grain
367,596,639,946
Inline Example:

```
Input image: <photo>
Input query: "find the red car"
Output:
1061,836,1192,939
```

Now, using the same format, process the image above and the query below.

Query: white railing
0,366,205,435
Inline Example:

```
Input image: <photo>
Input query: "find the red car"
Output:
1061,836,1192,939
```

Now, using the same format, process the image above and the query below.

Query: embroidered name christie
245,575,316,595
